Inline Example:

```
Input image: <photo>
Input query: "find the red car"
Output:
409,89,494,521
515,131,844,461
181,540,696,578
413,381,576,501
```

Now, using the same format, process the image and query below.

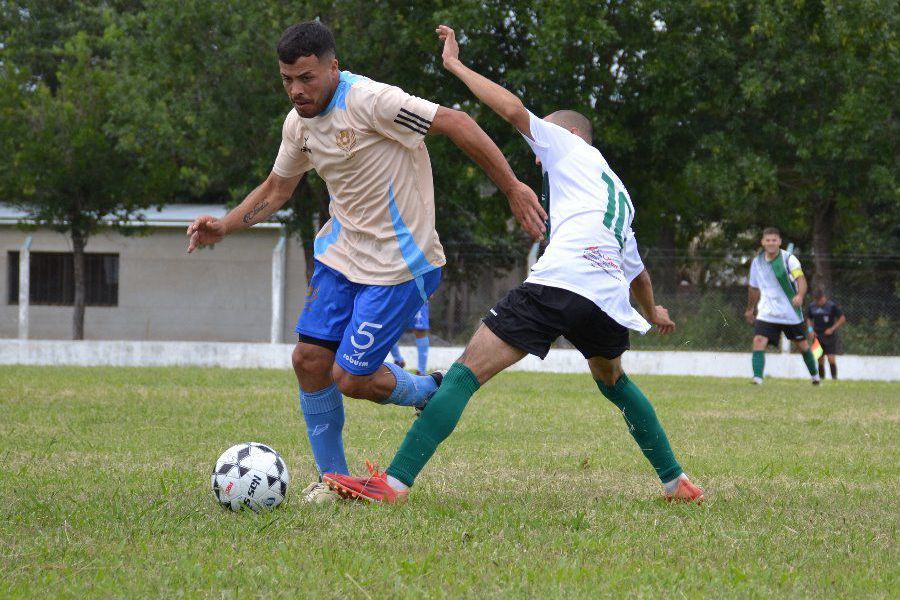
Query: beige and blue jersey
272,71,446,285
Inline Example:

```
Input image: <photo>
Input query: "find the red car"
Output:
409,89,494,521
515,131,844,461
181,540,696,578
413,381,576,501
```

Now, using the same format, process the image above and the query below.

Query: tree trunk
810,193,836,294
72,231,86,340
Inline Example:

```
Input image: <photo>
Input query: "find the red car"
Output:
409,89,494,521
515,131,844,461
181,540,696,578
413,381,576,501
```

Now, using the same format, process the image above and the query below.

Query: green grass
1,366,897,598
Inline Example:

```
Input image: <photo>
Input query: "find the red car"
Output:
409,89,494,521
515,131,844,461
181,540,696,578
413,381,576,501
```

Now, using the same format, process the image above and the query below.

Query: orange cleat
664,477,705,503
323,460,408,504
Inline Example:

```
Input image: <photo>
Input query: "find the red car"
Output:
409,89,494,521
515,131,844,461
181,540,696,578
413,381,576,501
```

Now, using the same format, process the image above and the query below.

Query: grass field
1,366,897,598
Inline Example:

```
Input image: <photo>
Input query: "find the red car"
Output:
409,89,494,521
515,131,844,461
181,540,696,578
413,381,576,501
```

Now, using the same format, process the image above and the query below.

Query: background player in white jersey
324,25,704,504
185,21,546,502
745,227,820,385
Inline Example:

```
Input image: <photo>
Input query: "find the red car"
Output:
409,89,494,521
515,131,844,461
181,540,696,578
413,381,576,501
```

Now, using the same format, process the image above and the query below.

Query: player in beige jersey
185,21,546,502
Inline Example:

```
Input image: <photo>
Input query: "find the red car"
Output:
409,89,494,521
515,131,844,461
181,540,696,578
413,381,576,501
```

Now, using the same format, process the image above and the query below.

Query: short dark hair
762,227,781,238
813,288,826,299
277,21,335,64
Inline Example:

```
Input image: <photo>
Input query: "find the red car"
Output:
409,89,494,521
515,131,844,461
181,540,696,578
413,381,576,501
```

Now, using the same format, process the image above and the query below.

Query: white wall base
2,340,897,381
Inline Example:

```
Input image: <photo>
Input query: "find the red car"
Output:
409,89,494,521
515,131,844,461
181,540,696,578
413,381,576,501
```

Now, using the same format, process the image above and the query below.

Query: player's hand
650,305,675,335
186,215,227,253
825,327,834,336
504,180,547,241
436,25,461,69
744,309,755,324
791,293,803,308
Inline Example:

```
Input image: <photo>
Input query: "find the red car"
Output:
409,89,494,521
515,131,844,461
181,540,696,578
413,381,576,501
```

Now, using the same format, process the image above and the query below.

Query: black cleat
414,370,447,418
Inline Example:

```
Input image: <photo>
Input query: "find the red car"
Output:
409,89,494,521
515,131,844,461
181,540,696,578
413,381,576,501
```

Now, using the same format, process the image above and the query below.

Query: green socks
752,350,765,378
596,374,683,483
754,349,819,378
387,363,481,487
802,350,818,376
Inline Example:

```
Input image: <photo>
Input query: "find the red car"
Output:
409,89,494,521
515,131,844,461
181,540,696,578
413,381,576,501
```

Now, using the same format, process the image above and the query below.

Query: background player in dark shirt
807,289,847,380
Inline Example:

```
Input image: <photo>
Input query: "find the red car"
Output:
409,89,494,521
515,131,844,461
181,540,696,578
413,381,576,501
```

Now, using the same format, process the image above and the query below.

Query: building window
7,251,119,306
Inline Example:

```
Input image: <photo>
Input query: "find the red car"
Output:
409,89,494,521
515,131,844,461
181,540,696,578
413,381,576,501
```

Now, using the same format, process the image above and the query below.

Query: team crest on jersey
335,129,358,160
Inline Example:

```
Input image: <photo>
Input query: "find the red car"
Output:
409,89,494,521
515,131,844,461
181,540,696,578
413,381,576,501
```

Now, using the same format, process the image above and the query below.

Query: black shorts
754,319,807,347
482,283,629,360
816,333,840,355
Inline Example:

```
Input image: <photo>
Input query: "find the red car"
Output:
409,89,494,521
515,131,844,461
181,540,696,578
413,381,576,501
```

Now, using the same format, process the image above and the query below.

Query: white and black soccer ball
211,442,290,512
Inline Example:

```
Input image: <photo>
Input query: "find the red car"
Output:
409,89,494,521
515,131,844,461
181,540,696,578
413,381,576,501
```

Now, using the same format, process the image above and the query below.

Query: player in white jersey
185,21,546,503
745,227,821,384
324,26,704,504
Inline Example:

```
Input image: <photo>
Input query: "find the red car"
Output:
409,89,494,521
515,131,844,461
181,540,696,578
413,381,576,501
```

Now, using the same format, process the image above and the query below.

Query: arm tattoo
242,200,269,224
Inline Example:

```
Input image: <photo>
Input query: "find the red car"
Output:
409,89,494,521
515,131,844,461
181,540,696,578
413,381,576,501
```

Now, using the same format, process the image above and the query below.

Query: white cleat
301,481,341,505
751,377,764,385
811,375,821,386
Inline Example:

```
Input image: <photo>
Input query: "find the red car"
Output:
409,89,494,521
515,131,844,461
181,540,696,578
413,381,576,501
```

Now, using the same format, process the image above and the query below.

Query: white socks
663,473,689,494
386,474,409,492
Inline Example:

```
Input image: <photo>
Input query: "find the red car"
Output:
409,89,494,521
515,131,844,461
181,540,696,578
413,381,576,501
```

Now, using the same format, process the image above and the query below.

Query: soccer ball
211,442,290,512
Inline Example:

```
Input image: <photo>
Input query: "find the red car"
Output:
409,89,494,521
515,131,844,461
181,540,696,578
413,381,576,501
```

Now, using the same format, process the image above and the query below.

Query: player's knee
331,365,370,399
292,344,331,379
596,365,623,387
588,357,623,386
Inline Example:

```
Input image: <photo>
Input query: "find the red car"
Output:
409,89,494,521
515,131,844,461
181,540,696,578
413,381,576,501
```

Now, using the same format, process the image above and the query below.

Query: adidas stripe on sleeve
372,86,439,149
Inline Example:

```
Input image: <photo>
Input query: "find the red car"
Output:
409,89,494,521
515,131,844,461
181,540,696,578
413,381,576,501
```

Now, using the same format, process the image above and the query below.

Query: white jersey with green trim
521,111,650,334
749,250,804,325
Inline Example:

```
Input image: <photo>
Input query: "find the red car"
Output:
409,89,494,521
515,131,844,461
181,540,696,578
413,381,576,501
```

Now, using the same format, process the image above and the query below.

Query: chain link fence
421,247,900,356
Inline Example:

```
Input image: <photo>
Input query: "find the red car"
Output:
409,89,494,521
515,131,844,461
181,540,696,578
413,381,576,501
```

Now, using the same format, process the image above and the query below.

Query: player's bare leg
324,325,526,502
827,354,838,380
331,360,444,412
792,339,821,385
589,355,703,503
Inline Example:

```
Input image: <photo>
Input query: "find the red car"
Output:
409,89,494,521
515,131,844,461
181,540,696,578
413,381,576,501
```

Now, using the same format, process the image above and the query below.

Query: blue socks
383,361,438,408
416,336,429,374
298,384,349,476
389,343,404,364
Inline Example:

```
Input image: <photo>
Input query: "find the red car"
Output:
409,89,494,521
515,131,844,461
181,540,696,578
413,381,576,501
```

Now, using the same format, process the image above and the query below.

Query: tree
0,2,166,339
657,0,898,290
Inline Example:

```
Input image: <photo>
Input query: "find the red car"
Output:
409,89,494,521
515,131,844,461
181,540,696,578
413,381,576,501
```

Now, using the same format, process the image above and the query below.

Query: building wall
1,226,307,342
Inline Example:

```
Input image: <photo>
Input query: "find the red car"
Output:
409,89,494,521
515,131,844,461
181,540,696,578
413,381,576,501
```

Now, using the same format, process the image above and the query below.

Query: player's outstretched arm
430,106,546,241
436,25,532,138
186,171,302,253
630,269,675,335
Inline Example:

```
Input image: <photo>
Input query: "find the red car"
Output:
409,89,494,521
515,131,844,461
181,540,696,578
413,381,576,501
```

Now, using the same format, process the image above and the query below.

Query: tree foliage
1,0,897,335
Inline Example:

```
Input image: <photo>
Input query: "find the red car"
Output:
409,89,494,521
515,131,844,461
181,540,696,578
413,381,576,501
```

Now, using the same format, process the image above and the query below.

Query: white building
1,204,308,342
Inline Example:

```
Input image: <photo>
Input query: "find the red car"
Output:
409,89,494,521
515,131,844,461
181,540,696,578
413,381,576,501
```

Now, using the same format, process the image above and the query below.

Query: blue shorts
408,302,429,330
296,261,441,375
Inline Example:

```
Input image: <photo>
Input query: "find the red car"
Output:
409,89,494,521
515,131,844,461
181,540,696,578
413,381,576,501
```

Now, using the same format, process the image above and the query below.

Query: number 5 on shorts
351,321,383,351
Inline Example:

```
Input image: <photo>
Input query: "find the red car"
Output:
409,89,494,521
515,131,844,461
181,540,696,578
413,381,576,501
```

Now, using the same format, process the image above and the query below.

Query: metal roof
0,203,284,229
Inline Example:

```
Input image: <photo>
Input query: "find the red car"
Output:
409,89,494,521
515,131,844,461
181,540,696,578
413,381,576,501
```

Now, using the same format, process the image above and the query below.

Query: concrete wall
1,340,897,381
1,226,307,342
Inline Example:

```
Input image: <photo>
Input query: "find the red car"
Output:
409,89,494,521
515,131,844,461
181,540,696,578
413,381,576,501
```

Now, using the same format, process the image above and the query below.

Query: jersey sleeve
272,112,313,178
787,254,804,279
368,85,439,149
748,258,760,288
622,230,645,283
520,110,581,169
831,303,844,319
